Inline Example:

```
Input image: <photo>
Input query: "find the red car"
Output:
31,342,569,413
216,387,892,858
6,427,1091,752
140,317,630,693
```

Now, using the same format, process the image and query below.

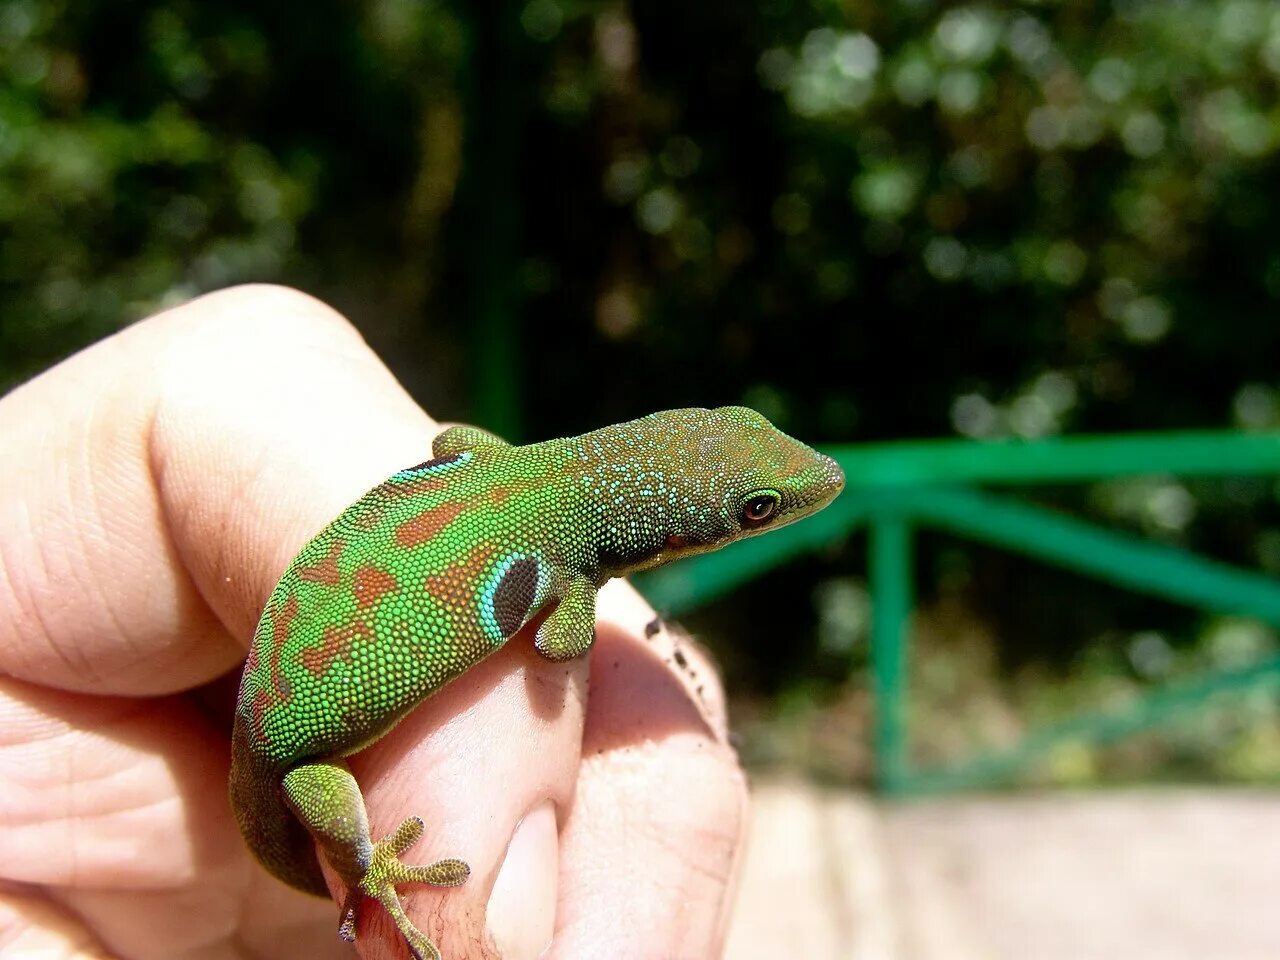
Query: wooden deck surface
726,779,1280,960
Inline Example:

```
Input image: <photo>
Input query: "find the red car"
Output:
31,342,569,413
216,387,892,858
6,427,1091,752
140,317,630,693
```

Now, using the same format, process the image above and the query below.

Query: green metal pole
462,0,524,440
870,511,913,795
826,431,1280,487
907,486,1280,625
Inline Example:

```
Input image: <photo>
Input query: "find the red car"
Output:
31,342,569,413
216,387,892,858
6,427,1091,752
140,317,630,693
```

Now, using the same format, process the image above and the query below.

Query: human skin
0,285,749,960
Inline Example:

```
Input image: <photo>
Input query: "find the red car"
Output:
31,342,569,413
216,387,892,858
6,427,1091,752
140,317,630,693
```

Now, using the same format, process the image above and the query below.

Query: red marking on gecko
353,564,397,609
248,686,273,742
248,686,272,735
423,543,497,612
267,595,299,701
297,539,344,585
488,485,515,506
396,500,467,548
300,621,366,678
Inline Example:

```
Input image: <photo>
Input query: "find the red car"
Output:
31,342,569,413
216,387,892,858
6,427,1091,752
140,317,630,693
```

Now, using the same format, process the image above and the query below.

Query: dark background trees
4,0,1278,783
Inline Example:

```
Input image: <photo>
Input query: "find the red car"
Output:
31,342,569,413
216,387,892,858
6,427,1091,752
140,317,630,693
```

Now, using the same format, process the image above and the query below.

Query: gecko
229,406,845,960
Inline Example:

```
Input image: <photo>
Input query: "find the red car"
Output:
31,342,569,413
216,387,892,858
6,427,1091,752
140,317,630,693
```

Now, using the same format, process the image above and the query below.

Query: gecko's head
598,406,845,573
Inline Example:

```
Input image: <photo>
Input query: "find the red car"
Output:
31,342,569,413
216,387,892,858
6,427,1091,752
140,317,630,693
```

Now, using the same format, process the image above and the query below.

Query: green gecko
229,406,844,959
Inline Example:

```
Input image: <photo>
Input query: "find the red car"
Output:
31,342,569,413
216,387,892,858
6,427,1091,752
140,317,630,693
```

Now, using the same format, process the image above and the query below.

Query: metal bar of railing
872,488,1280,793
638,433,1280,615
904,487,1280,625
825,431,1280,486
632,431,1280,794
870,511,913,794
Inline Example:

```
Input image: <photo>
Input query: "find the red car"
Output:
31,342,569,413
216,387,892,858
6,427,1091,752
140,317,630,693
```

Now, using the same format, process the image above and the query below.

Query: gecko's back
230,444,571,891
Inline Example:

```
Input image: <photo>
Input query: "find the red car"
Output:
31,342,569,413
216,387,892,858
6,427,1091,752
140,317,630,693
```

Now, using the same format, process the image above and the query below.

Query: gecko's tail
229,722,328,896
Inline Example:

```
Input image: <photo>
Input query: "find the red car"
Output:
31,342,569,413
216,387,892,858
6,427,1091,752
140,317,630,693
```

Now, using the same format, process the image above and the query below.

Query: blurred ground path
725,779,1280,960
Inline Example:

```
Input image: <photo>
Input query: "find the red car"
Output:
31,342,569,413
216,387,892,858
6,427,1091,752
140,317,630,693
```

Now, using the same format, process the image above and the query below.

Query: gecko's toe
345,816,469,960
337,887,361,942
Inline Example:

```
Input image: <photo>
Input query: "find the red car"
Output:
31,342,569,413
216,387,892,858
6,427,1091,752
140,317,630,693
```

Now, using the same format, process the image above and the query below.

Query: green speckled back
237,446,564,768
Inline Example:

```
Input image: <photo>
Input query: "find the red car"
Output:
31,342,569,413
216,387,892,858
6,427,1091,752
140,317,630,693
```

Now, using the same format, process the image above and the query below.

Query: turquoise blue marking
389,451,474,483
477,551,546,645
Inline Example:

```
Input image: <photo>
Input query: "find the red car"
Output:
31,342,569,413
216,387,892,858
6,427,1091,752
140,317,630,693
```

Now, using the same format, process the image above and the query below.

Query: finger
551,580,749,960
0,676,233,889
0,309,237,695
0,283,433,695
0,670,344,956
346,631,583,960
0,885,110,960
0,673,312,959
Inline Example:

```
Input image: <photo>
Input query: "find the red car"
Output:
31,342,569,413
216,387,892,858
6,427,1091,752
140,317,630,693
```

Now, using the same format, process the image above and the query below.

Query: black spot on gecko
492,557,540,637
644,618,662,638
673,648,688,670
405,452,465,473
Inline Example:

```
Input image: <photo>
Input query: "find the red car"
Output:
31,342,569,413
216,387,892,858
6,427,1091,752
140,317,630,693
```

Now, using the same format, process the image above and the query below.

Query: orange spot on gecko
396,500,467,548
272,595,298,642
248,686,272,734
488,485,515,506
267,595,298,701
300,621,366,678
297,539,344,585
353,564,397,609
423,543,496,612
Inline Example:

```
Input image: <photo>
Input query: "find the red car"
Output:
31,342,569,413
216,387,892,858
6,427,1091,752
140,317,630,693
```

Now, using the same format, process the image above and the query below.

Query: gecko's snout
819,453,845,498
790,450,844,518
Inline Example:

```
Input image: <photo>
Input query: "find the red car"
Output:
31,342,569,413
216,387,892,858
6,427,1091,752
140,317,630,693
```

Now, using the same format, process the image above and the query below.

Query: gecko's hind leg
358,816,470,960
283,761,470,960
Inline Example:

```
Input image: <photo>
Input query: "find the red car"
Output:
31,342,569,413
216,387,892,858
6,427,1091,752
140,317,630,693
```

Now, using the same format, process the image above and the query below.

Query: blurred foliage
3,0,1280,783
0,0,469,397
736,592,1280,788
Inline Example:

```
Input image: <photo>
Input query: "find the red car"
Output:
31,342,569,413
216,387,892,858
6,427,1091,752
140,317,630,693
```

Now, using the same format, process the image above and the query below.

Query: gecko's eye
741,492,780,527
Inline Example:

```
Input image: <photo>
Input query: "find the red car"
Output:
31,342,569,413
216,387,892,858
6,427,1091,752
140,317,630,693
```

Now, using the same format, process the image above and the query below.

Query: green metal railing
634,431,1280,795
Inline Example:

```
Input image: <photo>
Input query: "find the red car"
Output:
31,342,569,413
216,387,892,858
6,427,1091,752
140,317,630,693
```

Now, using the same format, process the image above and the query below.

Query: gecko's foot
342,816,471,960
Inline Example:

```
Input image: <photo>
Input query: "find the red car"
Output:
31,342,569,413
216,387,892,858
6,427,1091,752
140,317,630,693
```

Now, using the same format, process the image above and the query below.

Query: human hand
0,285,749,959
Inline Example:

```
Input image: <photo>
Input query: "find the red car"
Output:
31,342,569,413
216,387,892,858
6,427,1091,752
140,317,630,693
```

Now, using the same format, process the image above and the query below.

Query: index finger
0,284,436,694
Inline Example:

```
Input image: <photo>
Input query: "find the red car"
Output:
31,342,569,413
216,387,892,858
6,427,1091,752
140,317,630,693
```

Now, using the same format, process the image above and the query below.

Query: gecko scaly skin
229,406,845,959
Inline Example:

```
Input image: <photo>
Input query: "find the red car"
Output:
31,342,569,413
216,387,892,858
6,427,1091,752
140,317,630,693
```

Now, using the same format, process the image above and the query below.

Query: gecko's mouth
663,532,724,555
646,532,719,567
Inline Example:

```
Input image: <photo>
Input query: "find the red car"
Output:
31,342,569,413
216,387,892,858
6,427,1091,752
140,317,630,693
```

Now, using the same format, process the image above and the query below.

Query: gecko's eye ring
741,492,780,526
